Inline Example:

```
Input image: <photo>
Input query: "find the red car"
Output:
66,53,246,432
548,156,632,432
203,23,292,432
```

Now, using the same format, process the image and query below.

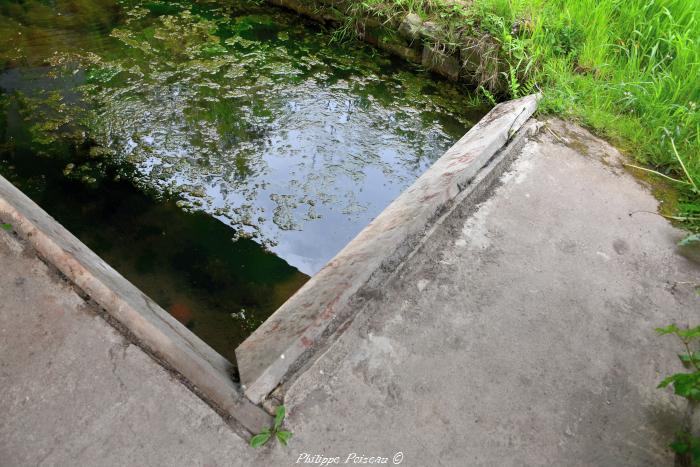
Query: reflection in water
0,0,486,362
0,134,307,362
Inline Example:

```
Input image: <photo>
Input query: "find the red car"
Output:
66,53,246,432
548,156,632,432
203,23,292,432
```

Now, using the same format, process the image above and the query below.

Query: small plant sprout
656,324,700,464
657,324,700,399
250,405,292,448
1,223,11,231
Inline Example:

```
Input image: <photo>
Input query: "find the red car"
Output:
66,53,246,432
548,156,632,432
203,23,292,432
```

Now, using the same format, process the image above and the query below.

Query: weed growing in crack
250,405,293,448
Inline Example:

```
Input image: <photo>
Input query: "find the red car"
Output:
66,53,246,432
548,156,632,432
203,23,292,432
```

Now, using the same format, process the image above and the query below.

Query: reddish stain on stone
421,192,439,202
319,308,332,320
447,154,475,168
379,216,406,232
317,293,342,322
301,336,313,348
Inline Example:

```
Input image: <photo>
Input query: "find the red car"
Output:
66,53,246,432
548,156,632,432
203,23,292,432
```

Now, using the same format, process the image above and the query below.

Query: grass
339,0,700,231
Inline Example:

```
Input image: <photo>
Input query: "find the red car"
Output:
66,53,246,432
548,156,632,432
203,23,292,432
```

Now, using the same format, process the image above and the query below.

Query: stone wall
266,0,503,90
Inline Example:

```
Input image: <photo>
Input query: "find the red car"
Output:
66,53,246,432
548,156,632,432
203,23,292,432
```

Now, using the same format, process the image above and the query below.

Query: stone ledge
0,176,271,436
265,0,502,87
236,94,540,404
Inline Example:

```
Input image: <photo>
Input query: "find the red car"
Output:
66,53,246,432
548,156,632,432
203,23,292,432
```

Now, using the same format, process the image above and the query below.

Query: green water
0,0,487,365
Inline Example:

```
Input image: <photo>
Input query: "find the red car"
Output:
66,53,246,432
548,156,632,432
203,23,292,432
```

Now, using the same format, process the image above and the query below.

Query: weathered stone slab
422,45,461,81
420,20,442,41
236,94,540,403
377,37,422,63
263,0,500,86
0,176,271,434
459,34,502,88
398,13,422,41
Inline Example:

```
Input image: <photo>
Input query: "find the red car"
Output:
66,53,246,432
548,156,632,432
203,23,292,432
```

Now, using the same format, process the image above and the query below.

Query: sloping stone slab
236,94,540,403
0,177,271,435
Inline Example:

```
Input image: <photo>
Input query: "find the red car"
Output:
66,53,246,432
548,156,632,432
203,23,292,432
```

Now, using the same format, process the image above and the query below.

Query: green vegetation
250,405,292,448
1,0,480,249
657,324,700,465
337,0,700,230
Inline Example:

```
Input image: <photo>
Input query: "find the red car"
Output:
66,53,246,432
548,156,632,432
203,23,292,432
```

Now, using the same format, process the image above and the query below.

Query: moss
625,165,682,221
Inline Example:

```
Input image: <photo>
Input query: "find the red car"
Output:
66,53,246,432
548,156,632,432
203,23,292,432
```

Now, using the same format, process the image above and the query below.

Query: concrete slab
0,229,254,465
237,94,539,404
274,118,700,466
2,118,698,466
0,175,270,434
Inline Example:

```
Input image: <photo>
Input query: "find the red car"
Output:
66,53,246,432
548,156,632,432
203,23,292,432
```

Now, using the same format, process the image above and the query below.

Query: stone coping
236,94,540,403
0,176,271,435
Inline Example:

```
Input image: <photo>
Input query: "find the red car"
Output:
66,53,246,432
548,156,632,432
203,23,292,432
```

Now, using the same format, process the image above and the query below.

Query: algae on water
0,0,484,273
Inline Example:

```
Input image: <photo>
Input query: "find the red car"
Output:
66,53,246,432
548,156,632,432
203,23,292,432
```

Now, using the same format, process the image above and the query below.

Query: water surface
0,0,487,363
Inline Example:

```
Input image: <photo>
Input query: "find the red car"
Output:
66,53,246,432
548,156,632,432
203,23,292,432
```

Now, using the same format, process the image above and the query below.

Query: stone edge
236,94,540,404
0,177,272,436
278,118,543,408
266,0,502,88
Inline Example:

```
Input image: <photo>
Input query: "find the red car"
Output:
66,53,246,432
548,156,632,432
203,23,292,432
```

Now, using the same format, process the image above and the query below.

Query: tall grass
478,0,700,228
354,0,700,229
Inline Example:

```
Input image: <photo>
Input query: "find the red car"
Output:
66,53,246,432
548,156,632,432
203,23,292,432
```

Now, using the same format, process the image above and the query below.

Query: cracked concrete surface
1,118,699,466
278,119,700,466
0,231,252,466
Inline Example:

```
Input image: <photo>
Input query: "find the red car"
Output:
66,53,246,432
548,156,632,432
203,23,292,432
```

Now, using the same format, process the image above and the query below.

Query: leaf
656,324,680,335
670,430,700,463
670,439,689,454
660,372,700,400
1,223,11,231
658,375,675,388
657,324,700,341
678,326,700,340
276,430,292,446
274,405,285,431
250,432,271,448
679,352,700,365
679,234,700,247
